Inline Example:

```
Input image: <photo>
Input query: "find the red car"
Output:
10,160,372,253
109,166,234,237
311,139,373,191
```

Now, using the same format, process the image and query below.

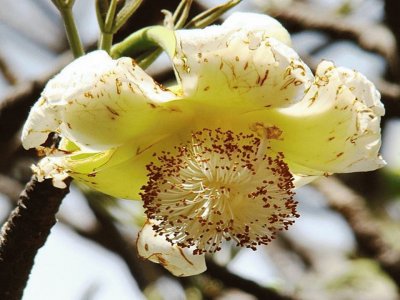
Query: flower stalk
110,26,175,60
98,0,118,52
51,0,84,58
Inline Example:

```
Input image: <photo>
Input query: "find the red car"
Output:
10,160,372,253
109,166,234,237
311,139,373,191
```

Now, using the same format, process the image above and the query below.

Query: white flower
22,12,385,276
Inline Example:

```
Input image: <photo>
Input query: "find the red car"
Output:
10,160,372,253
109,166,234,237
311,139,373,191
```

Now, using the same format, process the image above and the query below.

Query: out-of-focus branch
0,177,71,300
273,2,397,72
314,177,400,285
0,55,17,85
376,79,400,102
0,53,72,164
384,0,400,78
205,259,294,300
0,81,45,144
376,80,400,119
71,194,158,291
0,174,24,202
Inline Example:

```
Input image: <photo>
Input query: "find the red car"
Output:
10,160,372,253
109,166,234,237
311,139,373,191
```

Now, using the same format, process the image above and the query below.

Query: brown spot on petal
84,92,94,99
260,70,269,86
148,103,157,109
154,254,167,266
178,247,194,266
105,105,120,116
115,79,122,94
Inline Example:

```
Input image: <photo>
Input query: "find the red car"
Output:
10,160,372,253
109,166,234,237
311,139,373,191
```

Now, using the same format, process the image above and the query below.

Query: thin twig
0,176,71,300
313,177,400,285
51,0,84,57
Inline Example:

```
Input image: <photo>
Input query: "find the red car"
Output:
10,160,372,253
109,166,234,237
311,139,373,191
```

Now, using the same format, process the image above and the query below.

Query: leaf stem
110,26,175,59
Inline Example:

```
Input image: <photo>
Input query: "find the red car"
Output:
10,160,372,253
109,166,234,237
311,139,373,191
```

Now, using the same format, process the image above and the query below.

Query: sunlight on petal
22,51,191,152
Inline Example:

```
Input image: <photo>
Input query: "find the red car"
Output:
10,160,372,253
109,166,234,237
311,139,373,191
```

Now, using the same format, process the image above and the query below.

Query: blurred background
0,0,399,299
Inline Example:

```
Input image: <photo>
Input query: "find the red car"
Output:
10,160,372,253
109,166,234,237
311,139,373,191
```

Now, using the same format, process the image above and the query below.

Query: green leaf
185,0,242,28
114,0,144,33
173,0,193,29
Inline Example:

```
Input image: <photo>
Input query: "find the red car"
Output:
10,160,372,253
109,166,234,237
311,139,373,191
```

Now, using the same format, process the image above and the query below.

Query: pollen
140,128,299,254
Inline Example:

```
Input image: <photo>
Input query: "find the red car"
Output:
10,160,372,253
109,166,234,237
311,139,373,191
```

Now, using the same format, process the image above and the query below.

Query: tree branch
205,259,294,300
313,177,400,285
384,0,400,78
0,55,18,85
0,53,72,163
0,176,71,300
273,2,397,71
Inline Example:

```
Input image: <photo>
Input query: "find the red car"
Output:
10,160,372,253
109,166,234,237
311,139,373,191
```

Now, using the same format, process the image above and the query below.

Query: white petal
31,157,69,189
174,25,312,109
137,221,206,277
293,174,320,188
21,97,61,150
222,12,291,45
22,50,190,152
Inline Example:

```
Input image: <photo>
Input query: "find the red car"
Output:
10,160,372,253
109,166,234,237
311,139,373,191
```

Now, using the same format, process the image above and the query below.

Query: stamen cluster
141,128,299,254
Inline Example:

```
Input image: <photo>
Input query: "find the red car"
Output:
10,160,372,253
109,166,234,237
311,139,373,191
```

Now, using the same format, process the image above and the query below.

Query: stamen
140,128,299,254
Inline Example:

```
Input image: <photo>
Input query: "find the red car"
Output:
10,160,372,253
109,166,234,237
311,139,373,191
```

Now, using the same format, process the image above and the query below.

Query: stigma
140,128,299,254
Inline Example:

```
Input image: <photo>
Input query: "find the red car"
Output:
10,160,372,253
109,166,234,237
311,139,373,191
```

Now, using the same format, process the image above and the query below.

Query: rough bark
0,177,71,300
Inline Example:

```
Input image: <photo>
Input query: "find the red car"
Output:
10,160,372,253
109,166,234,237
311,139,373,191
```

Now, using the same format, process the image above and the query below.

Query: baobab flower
22,13,384,276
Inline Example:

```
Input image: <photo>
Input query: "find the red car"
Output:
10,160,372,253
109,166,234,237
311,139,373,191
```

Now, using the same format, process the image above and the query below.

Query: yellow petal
242,61,385,175
137,220,206,277
63,133,190,199
22,50,191,152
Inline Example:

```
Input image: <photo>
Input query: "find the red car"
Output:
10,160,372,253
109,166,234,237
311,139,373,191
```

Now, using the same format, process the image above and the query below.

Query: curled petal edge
137,220,207,277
